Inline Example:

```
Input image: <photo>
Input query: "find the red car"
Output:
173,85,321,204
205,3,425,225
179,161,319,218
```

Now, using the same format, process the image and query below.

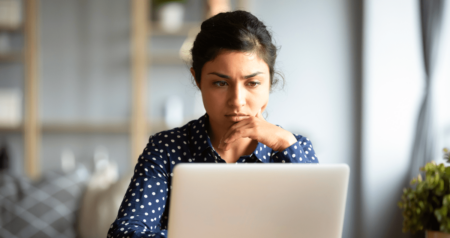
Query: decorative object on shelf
399,148,450,236
0,0,22,28
93,146,110,172
206,0,231,18
179,26,200,62
61,147,76,173
154,0,186,34
0,88,22,127
179,0,230,62
164,95,183,129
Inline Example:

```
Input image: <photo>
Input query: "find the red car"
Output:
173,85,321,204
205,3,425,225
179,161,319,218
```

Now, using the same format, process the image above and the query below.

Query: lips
225,113,249,117
225,113,250,122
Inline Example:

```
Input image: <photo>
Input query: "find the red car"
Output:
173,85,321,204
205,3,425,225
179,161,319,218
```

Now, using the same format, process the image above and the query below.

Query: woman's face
192,50,270,129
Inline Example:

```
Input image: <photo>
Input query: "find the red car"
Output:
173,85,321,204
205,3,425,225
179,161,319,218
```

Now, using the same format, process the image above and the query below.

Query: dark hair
191,10,281,89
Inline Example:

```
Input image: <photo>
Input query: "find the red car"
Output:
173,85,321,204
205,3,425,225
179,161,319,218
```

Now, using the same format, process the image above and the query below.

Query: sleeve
273,134,319,163
107,135,171,238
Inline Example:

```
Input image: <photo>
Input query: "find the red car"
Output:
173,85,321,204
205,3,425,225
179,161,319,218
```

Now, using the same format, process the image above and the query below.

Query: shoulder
146,115,207,149
146,128,188,157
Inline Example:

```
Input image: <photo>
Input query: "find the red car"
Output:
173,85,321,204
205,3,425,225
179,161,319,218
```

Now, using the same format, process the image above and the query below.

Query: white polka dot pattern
107,114,318,237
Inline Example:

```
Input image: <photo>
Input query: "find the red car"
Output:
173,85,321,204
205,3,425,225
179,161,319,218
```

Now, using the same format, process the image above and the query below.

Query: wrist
275,131,297,152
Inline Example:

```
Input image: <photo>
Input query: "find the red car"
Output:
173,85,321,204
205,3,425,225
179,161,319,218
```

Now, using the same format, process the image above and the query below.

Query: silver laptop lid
168,164,349,238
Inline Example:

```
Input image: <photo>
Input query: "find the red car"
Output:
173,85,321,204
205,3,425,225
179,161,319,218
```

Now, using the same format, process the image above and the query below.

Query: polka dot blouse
107,114,318,238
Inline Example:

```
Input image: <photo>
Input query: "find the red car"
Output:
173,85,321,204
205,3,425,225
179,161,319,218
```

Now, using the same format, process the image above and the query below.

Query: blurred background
0,0,449,238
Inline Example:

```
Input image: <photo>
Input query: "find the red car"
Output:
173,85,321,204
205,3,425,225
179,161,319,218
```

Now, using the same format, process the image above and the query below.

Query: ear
190,67,201,90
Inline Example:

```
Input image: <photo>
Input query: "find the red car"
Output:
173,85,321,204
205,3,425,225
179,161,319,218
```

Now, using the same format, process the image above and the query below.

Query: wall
362,1,450,237
362,0,424,237
434,3,450,164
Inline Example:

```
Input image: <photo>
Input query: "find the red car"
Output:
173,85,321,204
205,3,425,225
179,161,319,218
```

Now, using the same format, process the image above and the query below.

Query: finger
222,119,253,144
220,124,253,151
224,128,254,149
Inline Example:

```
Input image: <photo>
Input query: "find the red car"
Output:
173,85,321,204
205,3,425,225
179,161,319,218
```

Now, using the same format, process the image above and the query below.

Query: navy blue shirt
107,114,318,238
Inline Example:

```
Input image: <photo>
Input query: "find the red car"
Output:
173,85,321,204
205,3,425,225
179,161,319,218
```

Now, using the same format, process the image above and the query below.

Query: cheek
201,94,211,112
250,90,269,109
201,89,223,112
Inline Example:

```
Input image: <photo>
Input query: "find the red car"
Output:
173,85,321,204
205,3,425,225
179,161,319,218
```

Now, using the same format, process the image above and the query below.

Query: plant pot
426,230,450,238
157,2,185,33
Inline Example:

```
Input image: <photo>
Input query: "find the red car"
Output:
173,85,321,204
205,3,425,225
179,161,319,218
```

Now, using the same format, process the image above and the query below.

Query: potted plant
399,148,450,237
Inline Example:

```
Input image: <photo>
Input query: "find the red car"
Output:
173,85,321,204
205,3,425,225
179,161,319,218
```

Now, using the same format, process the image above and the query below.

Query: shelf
0,51,23,62
42,122,129,133
0,120,184,135
0,124,22,132
1,121,168,134
146,118,202,135
0,25,23,32
151,51,187,65
149,21,200,37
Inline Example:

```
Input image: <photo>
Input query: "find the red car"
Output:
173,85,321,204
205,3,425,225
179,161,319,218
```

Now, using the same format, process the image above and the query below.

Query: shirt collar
189,114,272,163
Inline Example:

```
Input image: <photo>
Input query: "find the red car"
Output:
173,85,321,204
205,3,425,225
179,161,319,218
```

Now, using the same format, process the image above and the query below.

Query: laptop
167,164,349,238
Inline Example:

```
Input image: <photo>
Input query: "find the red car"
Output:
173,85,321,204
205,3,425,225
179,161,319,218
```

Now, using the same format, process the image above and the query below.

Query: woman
107,10,318,238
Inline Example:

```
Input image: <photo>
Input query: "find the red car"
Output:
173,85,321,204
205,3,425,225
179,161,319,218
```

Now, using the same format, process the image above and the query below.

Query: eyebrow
208,72,264,79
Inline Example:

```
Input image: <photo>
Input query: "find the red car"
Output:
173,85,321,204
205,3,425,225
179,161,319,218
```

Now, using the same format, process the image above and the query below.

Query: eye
247,81,261,87
213,81,228,87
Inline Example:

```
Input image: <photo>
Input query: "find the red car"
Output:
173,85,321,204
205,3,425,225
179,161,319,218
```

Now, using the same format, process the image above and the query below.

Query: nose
227,83,246,109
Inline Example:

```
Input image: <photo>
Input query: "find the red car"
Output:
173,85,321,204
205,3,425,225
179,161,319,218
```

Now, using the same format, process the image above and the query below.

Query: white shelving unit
0,0,249,179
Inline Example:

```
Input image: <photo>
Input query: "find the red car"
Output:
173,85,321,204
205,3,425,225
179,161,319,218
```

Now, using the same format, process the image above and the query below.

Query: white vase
157,2,185,33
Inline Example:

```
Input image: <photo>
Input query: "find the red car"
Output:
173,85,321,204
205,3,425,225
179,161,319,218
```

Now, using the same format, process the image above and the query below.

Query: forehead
202,50,269,75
